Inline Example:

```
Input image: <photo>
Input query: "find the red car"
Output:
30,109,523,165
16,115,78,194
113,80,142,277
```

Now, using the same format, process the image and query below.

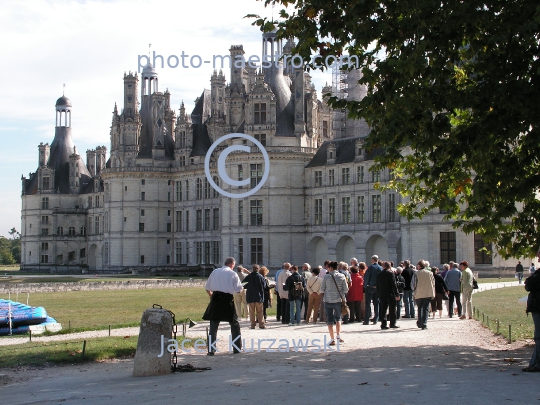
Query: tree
250,0,540,258
9,227,20,240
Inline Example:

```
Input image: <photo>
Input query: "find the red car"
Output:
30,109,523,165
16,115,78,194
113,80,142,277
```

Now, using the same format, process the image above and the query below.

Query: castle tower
69,148,80,194
38,142,50,168
95,146,107,175
86,149,96,176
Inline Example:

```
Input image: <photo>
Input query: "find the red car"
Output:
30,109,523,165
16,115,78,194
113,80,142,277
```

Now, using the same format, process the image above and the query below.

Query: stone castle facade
20,34,518,273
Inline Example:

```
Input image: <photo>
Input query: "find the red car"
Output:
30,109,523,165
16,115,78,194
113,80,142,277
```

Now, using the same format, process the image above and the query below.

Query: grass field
2,288,277,332
476,277,516,284
473,286,533,341
0,275,205,283
0,335,199,368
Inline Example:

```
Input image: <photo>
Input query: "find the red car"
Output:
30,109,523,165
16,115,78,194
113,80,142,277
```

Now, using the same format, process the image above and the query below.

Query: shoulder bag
330,272,349,316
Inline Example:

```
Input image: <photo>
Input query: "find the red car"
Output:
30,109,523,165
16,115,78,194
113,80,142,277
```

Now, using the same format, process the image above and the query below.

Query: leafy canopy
249,0,540,259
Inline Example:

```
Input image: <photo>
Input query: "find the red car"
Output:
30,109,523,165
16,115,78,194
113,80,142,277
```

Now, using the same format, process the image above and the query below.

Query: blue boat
0,299,48,327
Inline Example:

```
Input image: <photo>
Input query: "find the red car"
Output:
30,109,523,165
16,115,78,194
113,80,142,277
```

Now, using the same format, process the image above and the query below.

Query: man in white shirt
278,263,292,324
203,257,243,355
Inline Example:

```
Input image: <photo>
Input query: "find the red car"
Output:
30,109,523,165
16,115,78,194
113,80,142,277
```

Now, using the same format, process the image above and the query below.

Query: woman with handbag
320,261,349,346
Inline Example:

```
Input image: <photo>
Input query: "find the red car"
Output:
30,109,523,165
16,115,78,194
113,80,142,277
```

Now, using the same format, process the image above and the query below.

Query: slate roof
306,136,383,168
190,90,212,157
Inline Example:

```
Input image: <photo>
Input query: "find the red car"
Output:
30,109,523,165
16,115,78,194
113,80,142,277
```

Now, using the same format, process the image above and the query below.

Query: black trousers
302,295,309,320
379,297,397,327
348,300,362,322
448,290,462,317
281,298,291,324
209,318,241,354
276,293,281,320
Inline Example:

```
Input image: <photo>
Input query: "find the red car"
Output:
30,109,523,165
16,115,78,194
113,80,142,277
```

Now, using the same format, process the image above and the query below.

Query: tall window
196,209,202,231
42,197,49,209
80,226,86,236
328,169,335,186
185,211,190,232
41,254,48,263
204,209,211,231
176,211,182,232
213,176,220,198
254,103,267,124
175,181,182,201
255,133,267,146
372,170,381,182
238,238,244,264
315,171,322,187
357,166,364,184
41,215,49,224
314,199,323,225
179,130,186,148
372,195,381,222
250,164,263,188
43,176,50,190
238,165,244,189
196,178,202,200
440,232,457,263
103,243,108,265
41,242,49,251
342,168,350,185
357,196,365,223
196,242,203,264
175,241,182,264
95,216,100,234
389,194,397,222
251,238,263,264
322,120,328,137
474,234,492,264
68,226,75,236
42,228,49,236
329,198,336,225
213,208,220,230
56,226,64,236
185,180,189,200
238,201,244,226
141,192,145,201
95,195,100,208
185,241,190,264
204,178,211,199
139,222,145,232
250,200,263,226
212,241,220,264
342,197,351,224
204,241,211,264
166,223,172,232
88,196,92,208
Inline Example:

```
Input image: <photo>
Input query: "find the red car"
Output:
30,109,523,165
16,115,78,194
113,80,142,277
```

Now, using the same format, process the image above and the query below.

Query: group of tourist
203,254,479,351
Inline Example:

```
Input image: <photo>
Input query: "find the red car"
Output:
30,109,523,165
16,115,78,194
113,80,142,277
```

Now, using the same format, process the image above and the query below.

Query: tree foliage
250,0,540,258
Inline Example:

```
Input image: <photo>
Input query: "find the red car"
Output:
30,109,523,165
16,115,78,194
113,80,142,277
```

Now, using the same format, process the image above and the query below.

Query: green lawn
476,277,516,284
0,336,138,368
2,287,278,333
473,286,533,341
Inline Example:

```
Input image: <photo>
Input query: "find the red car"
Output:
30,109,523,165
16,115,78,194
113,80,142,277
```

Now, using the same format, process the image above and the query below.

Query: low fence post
508,325,512,344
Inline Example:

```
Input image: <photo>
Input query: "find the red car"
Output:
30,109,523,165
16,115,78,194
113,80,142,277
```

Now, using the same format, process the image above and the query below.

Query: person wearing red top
347,266,364,322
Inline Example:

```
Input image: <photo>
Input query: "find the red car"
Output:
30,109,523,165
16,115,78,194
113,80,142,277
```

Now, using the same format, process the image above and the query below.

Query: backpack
525,272,540,293
291,278,304,299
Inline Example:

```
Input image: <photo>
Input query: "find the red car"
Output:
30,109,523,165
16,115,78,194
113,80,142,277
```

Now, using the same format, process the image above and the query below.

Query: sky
0,0,332,238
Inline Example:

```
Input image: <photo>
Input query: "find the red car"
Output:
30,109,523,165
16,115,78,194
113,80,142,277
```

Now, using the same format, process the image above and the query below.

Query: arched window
68,226,75,236
80,226,86,236
57,226,64,236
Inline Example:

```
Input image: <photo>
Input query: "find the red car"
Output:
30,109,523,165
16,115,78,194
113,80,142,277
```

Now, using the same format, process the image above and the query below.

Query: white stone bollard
133,308,172,377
